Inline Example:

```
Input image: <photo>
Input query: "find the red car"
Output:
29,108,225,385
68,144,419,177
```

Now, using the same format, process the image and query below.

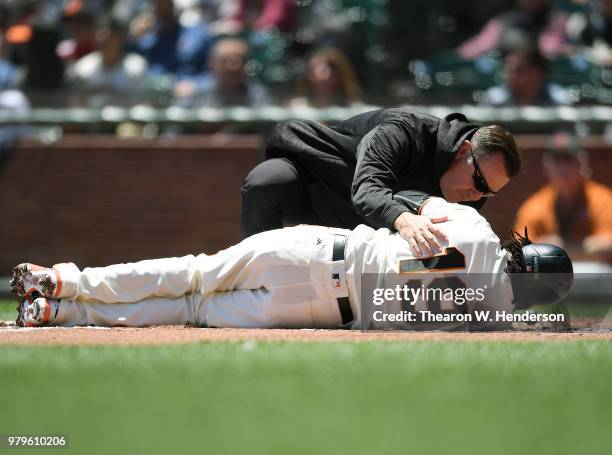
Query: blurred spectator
200,0,239,32
0,33,20,90
483,47,573,105
0,21,30,164
68,20,149,107
22,0,65,27
129,0,216,79
112,0,151,26
566,0,612,66
0,83,28,111
173,37,270,107
22,25,66,106
56,3,97,62
214,0,297,35
458,0,568,59
0,1,40,33
0,84,29,168
170,0,228,28
2,5,37,67
290,47,362,108
514,133,612,263
0,34,29,156
292,1,370,92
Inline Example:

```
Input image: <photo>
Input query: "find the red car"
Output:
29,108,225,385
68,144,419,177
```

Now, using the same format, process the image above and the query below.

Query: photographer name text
372,310,565,323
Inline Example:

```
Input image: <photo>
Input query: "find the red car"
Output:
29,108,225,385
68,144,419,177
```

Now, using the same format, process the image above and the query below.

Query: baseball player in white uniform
11,194,573,330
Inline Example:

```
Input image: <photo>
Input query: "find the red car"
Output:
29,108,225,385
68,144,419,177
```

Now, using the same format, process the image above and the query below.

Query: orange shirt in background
514,180,612,242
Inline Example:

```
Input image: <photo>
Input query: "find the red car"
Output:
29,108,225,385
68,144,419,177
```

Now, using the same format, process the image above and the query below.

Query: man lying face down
11,192,572,331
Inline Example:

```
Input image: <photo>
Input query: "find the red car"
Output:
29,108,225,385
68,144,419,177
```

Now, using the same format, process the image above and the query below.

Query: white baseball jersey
50,197,513,329
345,197,514,330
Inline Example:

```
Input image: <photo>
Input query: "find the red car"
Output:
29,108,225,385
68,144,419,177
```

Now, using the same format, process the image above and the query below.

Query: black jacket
265,107,483,230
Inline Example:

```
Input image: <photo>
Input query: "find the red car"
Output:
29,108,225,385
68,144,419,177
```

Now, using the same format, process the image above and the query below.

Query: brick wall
0,134,610,273
0,136,261,272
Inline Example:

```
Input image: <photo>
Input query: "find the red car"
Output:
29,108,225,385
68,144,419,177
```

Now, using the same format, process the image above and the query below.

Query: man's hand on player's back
393,212,449,257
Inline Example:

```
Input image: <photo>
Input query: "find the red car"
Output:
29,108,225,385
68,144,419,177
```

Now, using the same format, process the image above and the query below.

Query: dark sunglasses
470,149,497,197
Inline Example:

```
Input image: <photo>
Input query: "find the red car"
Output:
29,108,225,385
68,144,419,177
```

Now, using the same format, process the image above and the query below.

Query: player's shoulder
423,197,500,246
421,197,482,221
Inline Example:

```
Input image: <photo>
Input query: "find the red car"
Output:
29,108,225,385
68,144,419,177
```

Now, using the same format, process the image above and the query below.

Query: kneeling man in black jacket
241,108,521,257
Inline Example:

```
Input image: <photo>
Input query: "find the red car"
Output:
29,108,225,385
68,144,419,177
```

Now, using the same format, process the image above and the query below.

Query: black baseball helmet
509,231,574,309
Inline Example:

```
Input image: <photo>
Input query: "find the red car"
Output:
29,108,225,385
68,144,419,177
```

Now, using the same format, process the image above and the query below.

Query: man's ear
455,140,471,160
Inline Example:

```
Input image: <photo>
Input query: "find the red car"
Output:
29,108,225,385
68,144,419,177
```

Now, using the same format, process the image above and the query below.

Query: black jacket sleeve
351,122,421,229
392,191,433,214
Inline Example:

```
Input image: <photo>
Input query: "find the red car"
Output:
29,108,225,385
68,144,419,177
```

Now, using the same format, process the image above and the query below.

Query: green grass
0,298,16,321
1,341,611,455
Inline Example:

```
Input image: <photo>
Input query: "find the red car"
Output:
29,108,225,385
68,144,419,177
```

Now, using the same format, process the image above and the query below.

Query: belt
333,234,354,325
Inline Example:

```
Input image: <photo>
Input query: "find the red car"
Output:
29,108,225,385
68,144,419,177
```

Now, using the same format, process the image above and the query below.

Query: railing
1,104,611,127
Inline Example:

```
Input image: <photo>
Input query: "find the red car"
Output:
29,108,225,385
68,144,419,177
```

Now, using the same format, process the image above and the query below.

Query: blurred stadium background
0,0,610,288
1,5,611,452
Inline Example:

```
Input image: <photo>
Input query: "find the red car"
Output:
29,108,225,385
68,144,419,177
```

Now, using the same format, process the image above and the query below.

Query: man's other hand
393,212,449,257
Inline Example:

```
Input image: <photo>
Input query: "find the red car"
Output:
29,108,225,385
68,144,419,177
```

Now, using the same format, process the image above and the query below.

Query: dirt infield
1,323,611,345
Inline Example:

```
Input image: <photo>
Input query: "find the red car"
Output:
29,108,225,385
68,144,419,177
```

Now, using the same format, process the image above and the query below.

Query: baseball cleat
10,263,61,298
15,296,60,327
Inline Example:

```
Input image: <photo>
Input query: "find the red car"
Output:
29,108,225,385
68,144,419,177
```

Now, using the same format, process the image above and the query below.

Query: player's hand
393,212,449,257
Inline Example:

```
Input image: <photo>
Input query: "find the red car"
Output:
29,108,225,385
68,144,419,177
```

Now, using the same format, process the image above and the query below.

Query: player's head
503,228,574,309
439,126,521,203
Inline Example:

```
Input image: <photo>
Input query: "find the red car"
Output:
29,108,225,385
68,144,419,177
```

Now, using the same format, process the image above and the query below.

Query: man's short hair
472,125,521,177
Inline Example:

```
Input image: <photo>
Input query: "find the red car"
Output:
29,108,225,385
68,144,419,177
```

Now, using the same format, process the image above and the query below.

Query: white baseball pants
52,226,353,328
